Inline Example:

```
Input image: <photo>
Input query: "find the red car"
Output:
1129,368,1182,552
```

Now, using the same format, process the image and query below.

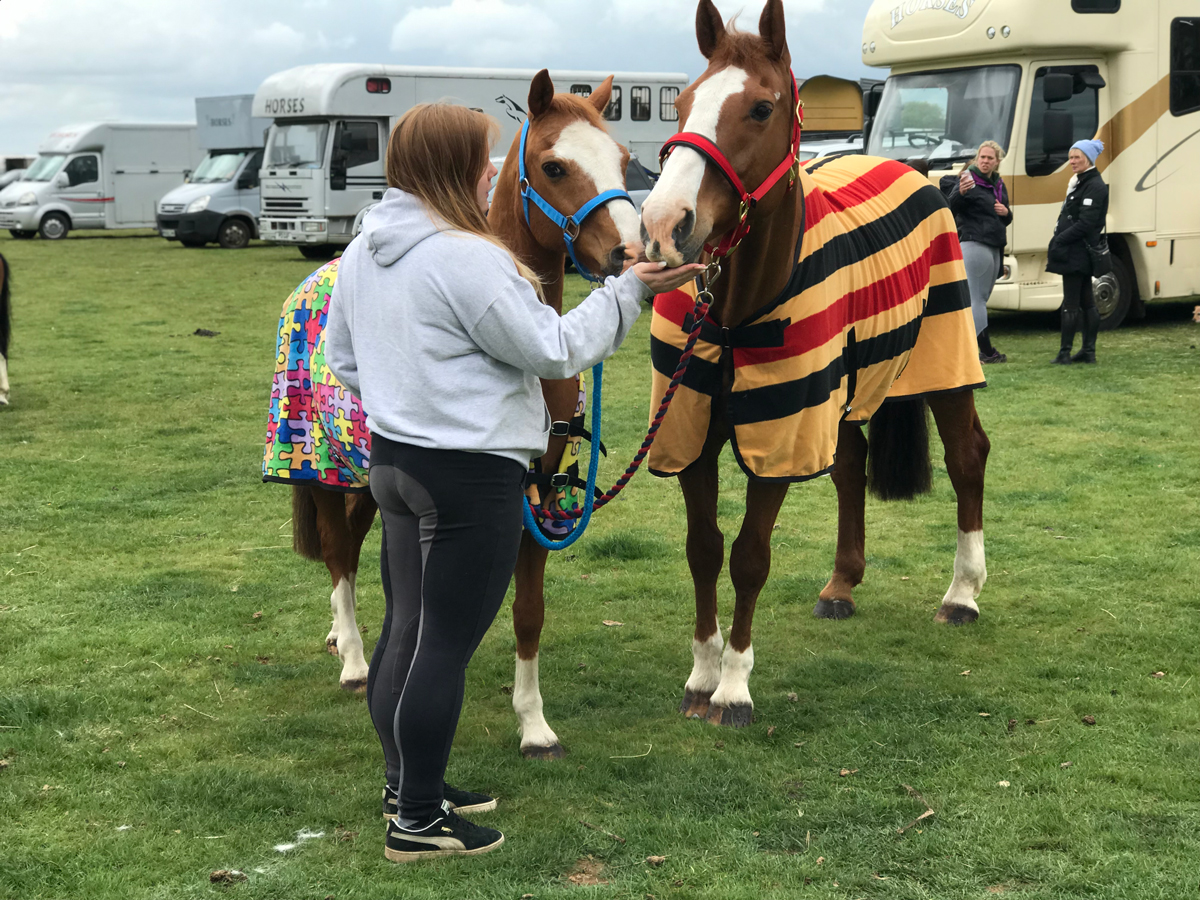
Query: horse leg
510,375,576,759
815,421,869,619
927,391,990,625
676,429,726,719
708,478,789,727
311,487,372,691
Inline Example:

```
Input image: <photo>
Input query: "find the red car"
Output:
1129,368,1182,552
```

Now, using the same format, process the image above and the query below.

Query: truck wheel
179,237,207,248
1094,254,1133,331
8,229,35,240
38,213,70,241
299,244,336,260
217,218,252,250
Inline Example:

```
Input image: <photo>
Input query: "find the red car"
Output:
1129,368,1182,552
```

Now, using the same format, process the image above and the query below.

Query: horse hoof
934,604,979,626
340,678,367,693
521,743,566,760
813,598,856,620
325,637,340,657
679,689,712,719
713,704,753,728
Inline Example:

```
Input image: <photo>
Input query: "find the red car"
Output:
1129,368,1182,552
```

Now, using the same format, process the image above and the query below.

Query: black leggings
366,437,525,824
1061,273,1096,312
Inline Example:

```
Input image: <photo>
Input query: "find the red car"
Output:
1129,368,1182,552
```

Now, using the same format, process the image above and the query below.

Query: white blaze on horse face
550,120,641,248
330,572,369,690
940,529,986,614
513,654,561,752
709,643,755,711
641,66,749,254
685,628,724,697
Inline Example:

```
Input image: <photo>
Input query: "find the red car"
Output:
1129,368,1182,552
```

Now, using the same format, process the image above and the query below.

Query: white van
156,97,271,249
252,64,688,258
0,123,200,241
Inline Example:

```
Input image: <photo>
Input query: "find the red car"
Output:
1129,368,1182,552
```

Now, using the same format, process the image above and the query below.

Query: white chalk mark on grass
116,825,132,831
275,829,325,853
609,744,652,759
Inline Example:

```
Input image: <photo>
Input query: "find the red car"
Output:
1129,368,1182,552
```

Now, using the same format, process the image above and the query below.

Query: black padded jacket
1047,167,1109,276
940,170,1012,249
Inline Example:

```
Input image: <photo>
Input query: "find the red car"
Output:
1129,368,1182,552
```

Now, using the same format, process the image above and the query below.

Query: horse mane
544,92,608,129
709,25,788,71
0,253,10,358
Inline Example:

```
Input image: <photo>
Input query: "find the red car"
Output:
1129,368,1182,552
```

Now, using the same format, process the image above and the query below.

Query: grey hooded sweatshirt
324,188,651,467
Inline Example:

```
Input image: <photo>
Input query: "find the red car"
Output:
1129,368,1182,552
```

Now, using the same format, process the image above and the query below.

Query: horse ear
696,0,724,60
589,76,614,116
528,69,554,119
758,0,789,63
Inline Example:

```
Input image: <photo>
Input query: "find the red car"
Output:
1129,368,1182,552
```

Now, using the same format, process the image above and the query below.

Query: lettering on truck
890,0,977,29
207,117,234,127
263,98,306,115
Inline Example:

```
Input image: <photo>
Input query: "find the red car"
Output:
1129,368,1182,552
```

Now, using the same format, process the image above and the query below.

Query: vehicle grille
159,203,185,215
263,199,307,217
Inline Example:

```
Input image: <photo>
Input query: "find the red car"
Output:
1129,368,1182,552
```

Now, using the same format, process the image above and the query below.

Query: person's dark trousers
1055,273,1095,364
1073,308,1100,363
365,436,525,827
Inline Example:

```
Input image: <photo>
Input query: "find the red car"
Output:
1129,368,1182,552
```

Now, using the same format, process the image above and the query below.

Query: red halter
659,70,803,258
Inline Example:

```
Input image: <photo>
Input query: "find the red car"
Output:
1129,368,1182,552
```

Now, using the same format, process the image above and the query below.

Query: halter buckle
550,473,571,488
549,420,571,437
564,218,581,241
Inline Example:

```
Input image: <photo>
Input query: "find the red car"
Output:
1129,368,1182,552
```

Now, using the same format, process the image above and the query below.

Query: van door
58,153,105,228
237,149,264,221
1157,8,1200,297
327,120,385,228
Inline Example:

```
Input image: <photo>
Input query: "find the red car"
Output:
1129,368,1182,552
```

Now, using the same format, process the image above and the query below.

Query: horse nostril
609,245,627,272
640,221,651,248
672,210,695,248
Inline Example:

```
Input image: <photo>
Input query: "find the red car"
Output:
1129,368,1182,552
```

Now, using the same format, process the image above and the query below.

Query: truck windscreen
267,122,329,169
867,66,1021,168
191,152,248,183
23,154,66,182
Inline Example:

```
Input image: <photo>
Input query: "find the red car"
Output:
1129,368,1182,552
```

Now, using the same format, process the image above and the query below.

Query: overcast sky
0,0,880,156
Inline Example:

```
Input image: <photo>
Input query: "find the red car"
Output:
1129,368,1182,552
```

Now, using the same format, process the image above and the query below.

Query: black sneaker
382,784,497,819
384,808,504,862
979,349,1007,364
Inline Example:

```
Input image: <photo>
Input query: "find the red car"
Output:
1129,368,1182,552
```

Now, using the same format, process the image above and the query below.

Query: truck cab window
604,87,622,122
64,155,99,186
333,121,380,170
631,87,651,122
624,157,654,192
1171,18,1200,116
1025,66,1101,176
660,87,680,121
1071,0,1119,11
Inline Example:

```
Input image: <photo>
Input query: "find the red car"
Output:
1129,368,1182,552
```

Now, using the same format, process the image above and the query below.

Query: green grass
0,230,1198,899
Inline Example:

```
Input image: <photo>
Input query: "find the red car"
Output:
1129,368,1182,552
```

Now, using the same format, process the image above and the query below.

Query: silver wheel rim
42,217,66,239
224,222,249,246
1092,273,1119,319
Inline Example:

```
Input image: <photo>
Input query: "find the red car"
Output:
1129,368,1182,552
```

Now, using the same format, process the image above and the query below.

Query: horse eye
542,162,566,179
750,103,773,122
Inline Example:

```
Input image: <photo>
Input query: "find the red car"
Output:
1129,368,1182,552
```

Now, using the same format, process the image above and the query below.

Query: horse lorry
156,96,272,249
860,0,1200,328
0,123,200,241
251,64,688,259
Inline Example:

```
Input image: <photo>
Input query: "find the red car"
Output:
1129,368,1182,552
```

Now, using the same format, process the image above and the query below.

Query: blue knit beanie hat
1071,138,1104,163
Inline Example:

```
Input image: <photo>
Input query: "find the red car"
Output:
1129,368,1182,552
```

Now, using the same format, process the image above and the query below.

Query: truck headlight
302,221,326,233
186,195,211,213
18,192,36,206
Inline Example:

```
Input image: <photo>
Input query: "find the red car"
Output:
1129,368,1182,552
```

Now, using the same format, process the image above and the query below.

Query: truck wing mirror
863,88,882,119
1042,73,1074,105
54,172,69,188
1078,72,1106,90
1043,110,1075,154
237,174,257,190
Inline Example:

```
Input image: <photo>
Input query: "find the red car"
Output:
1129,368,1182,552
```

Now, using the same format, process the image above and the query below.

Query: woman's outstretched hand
631,261,707,295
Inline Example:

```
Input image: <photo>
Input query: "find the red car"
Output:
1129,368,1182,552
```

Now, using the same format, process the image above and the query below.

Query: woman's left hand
994,202,1009,216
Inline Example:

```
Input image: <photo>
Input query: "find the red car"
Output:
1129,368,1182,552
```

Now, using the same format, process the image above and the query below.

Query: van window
1025,66,1100,177
605,87,622,122
1071,0,1119,10
1171,18,1200,116
334,121,380,170
64,155,99,187
625,157,654,192
24,154,65,182
570,85,592,97
661,87,680,121
191,151,247,183
631,87,651,122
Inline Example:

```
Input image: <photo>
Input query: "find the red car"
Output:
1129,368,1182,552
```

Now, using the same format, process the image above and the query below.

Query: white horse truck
860,0,1200,328
0,123,200,241
156,96,271,249
252,64,688,259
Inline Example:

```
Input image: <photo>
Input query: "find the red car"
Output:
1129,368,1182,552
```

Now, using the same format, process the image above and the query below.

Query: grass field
0,230,1198,900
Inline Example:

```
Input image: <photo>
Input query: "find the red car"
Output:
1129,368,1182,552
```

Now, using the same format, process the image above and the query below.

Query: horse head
641,0,795,266
492,70,640,283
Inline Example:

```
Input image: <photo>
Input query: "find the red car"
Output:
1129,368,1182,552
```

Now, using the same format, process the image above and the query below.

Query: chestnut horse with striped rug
639,0,991,726
264,73,641,756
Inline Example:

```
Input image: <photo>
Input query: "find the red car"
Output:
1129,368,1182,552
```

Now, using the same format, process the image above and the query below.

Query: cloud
391,0,558,66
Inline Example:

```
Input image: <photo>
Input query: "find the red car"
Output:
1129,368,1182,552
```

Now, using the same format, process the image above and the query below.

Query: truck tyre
180,237,207,248
217,218,252,250
1094,253,1134,331
38,212,70,241
8,229,35,240
299,244,336,260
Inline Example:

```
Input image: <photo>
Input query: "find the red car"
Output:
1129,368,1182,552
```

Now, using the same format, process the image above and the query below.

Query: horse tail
292,486,323,560
0,253,10,358
867,398,933,501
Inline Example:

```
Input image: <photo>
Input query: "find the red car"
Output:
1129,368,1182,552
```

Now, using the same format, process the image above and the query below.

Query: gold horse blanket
648,154,985,482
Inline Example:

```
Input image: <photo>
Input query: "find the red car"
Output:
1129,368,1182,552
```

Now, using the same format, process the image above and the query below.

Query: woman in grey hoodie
325,103,701,862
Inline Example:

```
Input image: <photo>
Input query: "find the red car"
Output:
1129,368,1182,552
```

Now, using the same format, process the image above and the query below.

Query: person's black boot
1053,309,1079,364
1071,308,1099,363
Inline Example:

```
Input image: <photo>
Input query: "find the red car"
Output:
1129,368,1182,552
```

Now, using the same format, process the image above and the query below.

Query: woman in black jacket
1047,139,1109,364
943,140,1012,363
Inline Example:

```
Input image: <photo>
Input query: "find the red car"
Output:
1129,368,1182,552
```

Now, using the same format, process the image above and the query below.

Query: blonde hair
974,140,1006,164
385,103,541,295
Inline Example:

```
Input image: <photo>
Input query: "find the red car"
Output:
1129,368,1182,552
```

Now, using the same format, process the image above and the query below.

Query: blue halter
517,117,635,283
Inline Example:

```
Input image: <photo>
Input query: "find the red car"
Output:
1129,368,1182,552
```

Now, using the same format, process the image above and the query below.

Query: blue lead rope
522,361,603,551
